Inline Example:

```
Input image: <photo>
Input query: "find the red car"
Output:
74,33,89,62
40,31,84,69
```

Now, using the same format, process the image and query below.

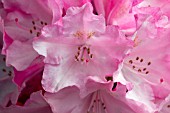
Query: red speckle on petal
86,59,89,63
160,78,164,83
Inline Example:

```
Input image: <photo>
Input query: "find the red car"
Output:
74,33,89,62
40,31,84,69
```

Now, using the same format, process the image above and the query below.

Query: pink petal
0,91,52,113
6,40,39,71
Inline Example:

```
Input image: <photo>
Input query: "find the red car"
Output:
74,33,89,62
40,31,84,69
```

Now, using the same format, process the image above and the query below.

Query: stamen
148,62,151,65
30,30,33,34
33,26,36,30
129,60,133,64
40,21,43,25
140,59,143,62
87,32,95,38
125,56,152,75
32,21,35,25
146,71,149,74
136,57,139,60
74,46,93,63
138,69,141,72
143,68,146,71
87,91,107,113
36,32,41,37
90,54,93,58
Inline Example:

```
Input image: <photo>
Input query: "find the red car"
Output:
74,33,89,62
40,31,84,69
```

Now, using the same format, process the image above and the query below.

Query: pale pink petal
6,40,39,71
63,0,91,10
63,3,105,36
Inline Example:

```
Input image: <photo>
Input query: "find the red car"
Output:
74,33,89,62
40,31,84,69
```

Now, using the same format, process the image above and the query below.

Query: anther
146,71,149,74
87,48,90,54
40,21,43,25
143,68,146,71
138,69,141,72
2,69,6,72
45,22,47,25
90,54,93,58
33,26,36,30
32,21,35,25
136,57,139,60
140,59,143,62
148,62,151,65
30,30,33,34
83,47,86,50
36,32,41,37
129,60,133,64
167,105,170,108
133,66,135,69
81,58,84,62
3,57,6,61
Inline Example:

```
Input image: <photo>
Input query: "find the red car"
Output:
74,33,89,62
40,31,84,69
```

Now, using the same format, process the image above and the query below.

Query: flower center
74,45,93,63
15,18,48,37
125,56,152,75
87,91,107,113
73,31,95,63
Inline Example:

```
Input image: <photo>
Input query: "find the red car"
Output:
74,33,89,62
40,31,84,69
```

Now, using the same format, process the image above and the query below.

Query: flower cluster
0,0,170,113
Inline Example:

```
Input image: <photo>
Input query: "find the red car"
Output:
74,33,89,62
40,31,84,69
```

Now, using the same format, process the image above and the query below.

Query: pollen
73,31,84,38
87,32,95,39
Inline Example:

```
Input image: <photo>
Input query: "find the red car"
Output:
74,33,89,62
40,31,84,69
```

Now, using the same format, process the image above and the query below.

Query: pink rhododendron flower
0,52,18,107
44,78,149,113
121,28,170,87
0,91,53,113
1,0,170,113
114,21,170,112
93,0,140,35
1,0,62,71
33,3,132,93
132,0,170,37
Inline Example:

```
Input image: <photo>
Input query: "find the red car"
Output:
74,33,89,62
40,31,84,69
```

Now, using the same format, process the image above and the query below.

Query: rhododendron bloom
121,28,170,87
44,78,148,113
93,0,139,35
1,0,62,71
33,3,132,93
114,24,170,113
